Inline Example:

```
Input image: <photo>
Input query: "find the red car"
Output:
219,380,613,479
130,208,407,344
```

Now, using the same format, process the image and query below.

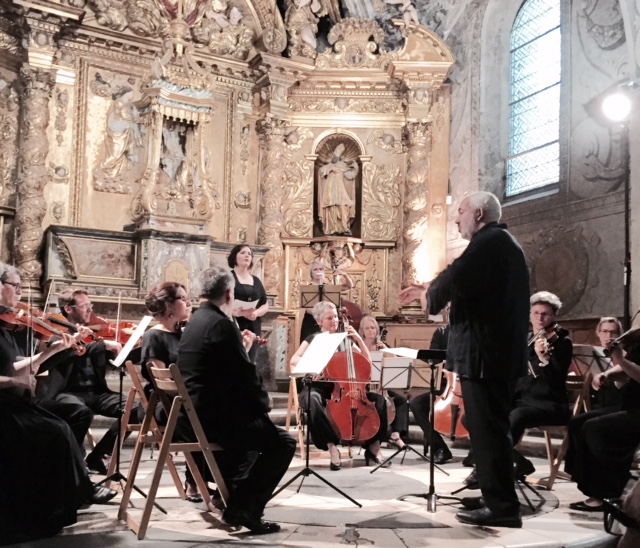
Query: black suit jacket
177,301,273,446
428,222,530,380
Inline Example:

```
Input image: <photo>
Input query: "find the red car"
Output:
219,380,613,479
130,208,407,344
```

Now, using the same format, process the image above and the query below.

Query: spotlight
602,92,632,122
584,79,640,126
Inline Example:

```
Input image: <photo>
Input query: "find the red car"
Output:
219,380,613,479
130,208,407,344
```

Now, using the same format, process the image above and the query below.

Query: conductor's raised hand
398,283,428,306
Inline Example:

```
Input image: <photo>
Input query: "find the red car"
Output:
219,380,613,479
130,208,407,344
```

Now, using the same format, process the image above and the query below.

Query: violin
0,305,86,356
87,313,137,344
603,326,640,357
323,307,380,445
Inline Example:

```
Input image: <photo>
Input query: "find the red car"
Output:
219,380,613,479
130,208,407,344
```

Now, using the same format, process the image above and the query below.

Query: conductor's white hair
467,191,502,223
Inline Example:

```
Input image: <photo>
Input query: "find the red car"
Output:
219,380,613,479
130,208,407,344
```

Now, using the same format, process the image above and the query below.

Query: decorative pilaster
256,116,291,303
15,66,56,281
401,121,431,287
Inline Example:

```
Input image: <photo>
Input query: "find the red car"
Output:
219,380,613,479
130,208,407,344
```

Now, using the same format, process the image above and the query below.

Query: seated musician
565,341,640,512
140,282,202,500
408,324,454,464
464,291,572,486
290,301,389,470
590,317,623,409
358,314,410,451
38,288,131,475
177,265,295,535
300,259,353,343
0,263,116,543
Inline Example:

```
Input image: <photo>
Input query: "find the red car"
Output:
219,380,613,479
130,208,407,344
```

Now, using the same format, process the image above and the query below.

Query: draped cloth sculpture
317,144,359,236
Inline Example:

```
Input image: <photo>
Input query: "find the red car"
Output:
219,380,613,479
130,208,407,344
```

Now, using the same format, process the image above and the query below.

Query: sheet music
291,332,347,376
233,299,259,312
381,347,419,359
110,315,153,368
369,350,383,383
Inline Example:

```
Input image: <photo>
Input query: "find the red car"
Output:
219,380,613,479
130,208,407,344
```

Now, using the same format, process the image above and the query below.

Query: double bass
324,309,380,445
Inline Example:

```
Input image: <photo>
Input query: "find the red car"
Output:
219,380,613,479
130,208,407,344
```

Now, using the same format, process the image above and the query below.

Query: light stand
271,376,361,507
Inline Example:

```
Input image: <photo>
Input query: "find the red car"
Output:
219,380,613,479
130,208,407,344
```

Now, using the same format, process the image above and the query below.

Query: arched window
506,0,561,197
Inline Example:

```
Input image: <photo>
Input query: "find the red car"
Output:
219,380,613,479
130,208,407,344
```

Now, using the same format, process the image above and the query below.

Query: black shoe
514,453,536,480
88,485,117,505
456,507,522,528
433,447,453,465
86,455,108,475
462,468,480,489
364,449,391,468
569,500,604,512
460,496,485,510
462,451,475,467
223,508,281,534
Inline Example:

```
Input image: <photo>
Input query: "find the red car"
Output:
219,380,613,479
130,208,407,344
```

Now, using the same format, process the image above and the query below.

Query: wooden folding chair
105,360,185,496
119,363,229,540
527,371,593,491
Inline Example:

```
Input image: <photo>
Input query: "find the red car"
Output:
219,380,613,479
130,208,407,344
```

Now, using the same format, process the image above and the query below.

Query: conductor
399,191,530,528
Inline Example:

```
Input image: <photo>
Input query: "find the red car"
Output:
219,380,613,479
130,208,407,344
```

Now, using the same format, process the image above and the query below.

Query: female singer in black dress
228,245,268,363
290,302,389,470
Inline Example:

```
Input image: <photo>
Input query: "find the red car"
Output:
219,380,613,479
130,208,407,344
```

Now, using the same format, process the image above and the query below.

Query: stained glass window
506,0,561,197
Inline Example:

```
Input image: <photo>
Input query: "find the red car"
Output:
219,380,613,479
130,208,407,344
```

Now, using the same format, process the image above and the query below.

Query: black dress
0,330,93,544
232,272,267,363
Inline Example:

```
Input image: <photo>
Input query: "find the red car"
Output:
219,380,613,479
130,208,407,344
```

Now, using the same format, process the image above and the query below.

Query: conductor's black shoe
462,468,480,489
456,507,522,528
88,485,117,505
462,451,475,467
85,455,108,475
223,508,281,534
433,447,453,464
460,496,485,510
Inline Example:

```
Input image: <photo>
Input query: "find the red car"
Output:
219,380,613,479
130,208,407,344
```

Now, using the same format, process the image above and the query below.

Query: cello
324,308,380,445
433,371,469,441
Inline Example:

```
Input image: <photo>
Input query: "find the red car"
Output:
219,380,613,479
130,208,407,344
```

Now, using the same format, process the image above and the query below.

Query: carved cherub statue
285,0,323,59
385,0,420,27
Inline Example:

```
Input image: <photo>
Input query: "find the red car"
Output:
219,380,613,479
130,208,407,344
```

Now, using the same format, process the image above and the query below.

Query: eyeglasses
72,303,93,310
2,281,21,290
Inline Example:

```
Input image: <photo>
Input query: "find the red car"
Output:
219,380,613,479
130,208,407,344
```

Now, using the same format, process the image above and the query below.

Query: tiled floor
13,443,622,547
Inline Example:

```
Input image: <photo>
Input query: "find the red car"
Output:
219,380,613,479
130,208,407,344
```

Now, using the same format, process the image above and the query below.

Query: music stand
395,349,460,512
571,344,611,375
368,356,431,473
300,284,342,309
271,332,361,507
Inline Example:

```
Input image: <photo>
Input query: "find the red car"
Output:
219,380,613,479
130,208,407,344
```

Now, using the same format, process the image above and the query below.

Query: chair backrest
125,360,149,407
566,371,593,416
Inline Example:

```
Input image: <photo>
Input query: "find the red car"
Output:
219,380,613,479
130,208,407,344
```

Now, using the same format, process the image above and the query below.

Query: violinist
590,317,623,409
564,339,640,512
39,288,130,475
290,302,389,470
0,262,117,543
358,315,410,451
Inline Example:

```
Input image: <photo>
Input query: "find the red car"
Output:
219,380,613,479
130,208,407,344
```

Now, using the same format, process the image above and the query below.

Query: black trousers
461,377,520,516
387,390,409,436
509,404,569,446
298,386,339,450
409,392,448,451
55,391,139,459
37,398,93,451
564,407,640,500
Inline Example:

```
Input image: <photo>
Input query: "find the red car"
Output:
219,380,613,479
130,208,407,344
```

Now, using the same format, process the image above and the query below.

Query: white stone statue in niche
285,0,323,58
93,87,144,192
318,143,359,236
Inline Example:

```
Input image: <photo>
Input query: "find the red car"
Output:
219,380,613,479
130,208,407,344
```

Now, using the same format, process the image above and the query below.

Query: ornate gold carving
191,2,255,60
0,30,20,55
316,18,394,69
256,116,291,300
366,264,382,311
234,191,251,209
289,96,403,113
50,201,65,223
54,89,69,146
240,123,250,175
49,163,70,184
237,227,247,243
402,121,432,286
0,78,19,205
284,0,324,59
15,66,55,282
431,202,444,218
367,129,404,153
361,162,402,241
52,234,77,279
282,160,313,238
